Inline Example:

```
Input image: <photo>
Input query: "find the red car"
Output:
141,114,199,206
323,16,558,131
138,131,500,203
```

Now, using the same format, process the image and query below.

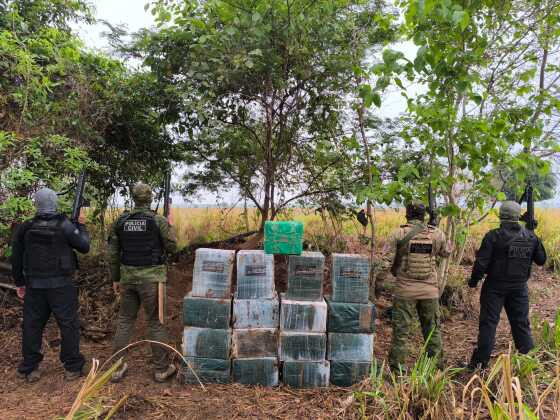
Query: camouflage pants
112,282,169,372
388,297,442,370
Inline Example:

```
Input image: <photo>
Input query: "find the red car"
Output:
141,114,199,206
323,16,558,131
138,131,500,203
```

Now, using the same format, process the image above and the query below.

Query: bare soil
0,252,558,419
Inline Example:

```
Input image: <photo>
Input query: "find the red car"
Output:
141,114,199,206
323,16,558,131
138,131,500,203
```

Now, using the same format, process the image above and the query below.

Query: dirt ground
0,252,559,419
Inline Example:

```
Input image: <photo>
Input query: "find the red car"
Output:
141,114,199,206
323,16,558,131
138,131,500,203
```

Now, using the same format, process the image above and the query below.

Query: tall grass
355,311,560,419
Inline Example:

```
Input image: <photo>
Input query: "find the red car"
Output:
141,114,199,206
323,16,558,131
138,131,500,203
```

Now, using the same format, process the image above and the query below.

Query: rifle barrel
71,172,86,223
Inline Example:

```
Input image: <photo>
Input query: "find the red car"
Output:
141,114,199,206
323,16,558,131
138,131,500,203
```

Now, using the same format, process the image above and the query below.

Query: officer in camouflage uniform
108,182,177,382
377,201,452,371
467,201,546,370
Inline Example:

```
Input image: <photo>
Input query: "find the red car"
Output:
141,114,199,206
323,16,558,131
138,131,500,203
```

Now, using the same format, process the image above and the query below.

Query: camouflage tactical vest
403,225,435,280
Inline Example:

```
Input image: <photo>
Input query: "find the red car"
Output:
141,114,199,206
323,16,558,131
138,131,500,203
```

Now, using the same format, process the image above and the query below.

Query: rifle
518,181,536,231
427,183,437,227
163,171,171,220
159,171,172,324
71,171,87,225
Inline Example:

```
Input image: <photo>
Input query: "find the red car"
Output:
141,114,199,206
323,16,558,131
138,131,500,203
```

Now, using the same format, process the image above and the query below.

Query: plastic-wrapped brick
180,357,231,384
183,293,231,329
286,252,325,301
264,221,304,255
191,248,235,299
232,297,279,329
236,250,275,299
280,294,327,333
326,299,376,333
330,361,372,387
232,358,279,387
279,331,327,361
331,254,369,303
182,327,231,359
231,328,278,358
283,361,330,388
327,333,374,361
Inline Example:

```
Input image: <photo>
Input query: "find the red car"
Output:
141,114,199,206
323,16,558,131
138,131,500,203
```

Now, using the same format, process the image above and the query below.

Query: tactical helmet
34,187,58,214
405,200,426,221
131,182,153,206
499,201,521,222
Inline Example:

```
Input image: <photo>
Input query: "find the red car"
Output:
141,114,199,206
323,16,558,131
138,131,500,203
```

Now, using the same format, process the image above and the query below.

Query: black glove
468,277,478,288
520,212,538,229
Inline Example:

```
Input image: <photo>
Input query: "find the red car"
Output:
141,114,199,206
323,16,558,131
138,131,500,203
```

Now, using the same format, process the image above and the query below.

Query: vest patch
410,243,433,254
509,245,532,259
123,219,147,232
202,261,225,273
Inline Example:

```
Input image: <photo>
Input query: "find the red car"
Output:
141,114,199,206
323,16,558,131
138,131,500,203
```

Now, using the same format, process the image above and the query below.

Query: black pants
471,283,533,365
18,285,85,374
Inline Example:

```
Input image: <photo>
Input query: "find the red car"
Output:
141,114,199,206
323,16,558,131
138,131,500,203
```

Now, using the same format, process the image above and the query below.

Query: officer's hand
78,214,86,225
468,278,478,288
113,282,120,295
16,286,25,300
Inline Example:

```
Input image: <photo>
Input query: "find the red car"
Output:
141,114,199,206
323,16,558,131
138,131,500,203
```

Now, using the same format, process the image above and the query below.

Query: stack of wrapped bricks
232,250,279,386
181,248,235,384
279,252,330,388
327,254,376,386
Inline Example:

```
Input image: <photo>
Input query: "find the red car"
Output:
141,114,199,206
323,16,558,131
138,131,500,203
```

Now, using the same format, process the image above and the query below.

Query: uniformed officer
108,182,177,382
376,201,452,371
467,201,546,370
11,188,90,382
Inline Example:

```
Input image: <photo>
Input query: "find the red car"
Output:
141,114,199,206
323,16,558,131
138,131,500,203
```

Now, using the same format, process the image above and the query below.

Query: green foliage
137,0,395,229
0,1,176,254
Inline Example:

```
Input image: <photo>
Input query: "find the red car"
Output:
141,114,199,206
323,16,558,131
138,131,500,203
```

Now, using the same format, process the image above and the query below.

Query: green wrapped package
236,250,275,299
192,248,235,298
232,358,279,387
181,357,231,384
331,254,370,303
280,294,327,332
327,333,374,361
283,361,330,388
182,327,231,359
286,252,325,301
183,293,232,329
279,331,326,361
264,221,304,255
330,361,372,387
232,297,279,329
326,299,376,333
232,328,278,358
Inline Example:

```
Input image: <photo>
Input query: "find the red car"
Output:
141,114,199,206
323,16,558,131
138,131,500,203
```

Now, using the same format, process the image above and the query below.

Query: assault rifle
163,171,171,220
71,171,87,225
518,181,537,231
159,170,172,324
427,183,438,227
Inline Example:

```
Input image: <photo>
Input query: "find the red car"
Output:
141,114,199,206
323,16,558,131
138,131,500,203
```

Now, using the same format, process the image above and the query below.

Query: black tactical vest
23,216,76,278
488,227,535,284
117,211,164,266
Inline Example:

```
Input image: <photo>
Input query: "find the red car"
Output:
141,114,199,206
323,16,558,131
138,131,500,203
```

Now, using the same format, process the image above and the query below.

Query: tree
137,0,395,231
0,0,174,252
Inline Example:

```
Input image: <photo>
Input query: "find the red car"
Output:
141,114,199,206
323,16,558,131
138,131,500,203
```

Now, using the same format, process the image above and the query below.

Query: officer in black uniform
467,201,546,370
11,188,90,382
